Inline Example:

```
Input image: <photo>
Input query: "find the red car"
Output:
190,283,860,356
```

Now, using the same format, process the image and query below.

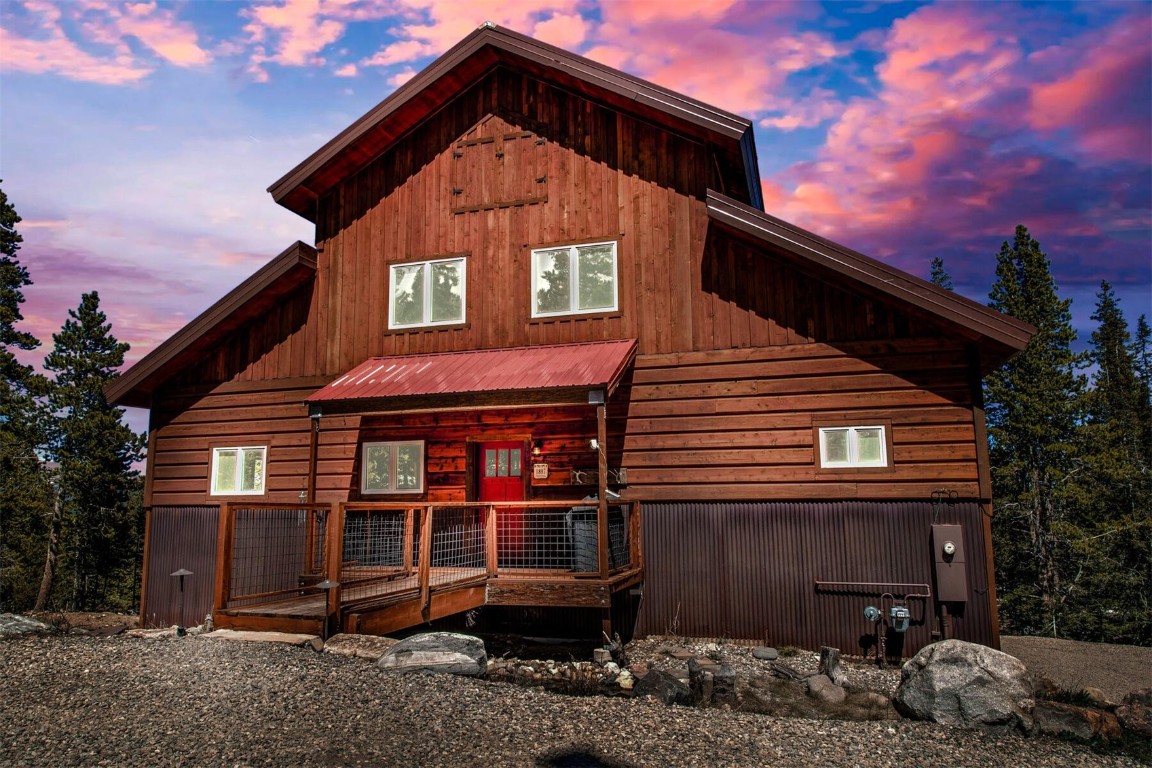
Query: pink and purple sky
2,0,1149,434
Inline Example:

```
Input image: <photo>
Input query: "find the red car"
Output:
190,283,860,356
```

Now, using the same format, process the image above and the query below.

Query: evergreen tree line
936,227,1151,646
1,181,144,613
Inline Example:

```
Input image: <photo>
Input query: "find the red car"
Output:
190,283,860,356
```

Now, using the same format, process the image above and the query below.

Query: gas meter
889,604,910,633
863,605,881,623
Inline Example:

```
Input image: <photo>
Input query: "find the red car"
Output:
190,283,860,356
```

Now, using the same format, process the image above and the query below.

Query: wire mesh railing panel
340,508,410,603
428,506,486,587
494,504,631,575
228,507,326,607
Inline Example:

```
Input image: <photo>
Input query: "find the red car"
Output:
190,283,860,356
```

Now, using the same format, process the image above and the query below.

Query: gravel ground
1,634,1143,768
1001,636,1152,704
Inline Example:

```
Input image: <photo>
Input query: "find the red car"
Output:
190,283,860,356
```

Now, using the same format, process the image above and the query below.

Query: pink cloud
759,3,1149,292
1029,19,1152,164
242,0,349,70
0,1,153,84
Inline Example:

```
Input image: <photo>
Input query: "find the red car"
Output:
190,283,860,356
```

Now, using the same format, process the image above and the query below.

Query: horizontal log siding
149,383,321,507
619,338,981,501
635,501,995,654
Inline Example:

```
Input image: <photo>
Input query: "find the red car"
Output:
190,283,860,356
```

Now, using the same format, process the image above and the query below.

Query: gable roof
706,191,1034,371
105,241,318,409
269,23,762,221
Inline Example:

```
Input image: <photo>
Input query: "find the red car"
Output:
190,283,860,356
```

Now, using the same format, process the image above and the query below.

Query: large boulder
1117,688,1152,739
892,639,1034,731
377,632,487,677
634,669,694,706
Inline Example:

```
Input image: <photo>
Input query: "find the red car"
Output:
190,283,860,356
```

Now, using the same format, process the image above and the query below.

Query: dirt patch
1001,635,1152,703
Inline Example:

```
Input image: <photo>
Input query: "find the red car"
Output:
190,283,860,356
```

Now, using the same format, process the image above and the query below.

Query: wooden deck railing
215,500,642,628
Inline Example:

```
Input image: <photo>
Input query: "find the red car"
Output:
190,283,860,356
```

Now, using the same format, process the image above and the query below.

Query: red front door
478,441,526,558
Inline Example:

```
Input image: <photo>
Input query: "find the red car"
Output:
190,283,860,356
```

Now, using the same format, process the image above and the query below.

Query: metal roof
306,339,638,406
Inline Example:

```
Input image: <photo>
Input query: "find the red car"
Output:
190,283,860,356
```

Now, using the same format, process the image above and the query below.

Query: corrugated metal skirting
634,501,994,655
141,506,219,629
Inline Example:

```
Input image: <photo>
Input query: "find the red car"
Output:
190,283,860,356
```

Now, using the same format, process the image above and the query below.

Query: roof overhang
305,339,637,416
105,241,318,409
269,23,762,221
706,191,1035,372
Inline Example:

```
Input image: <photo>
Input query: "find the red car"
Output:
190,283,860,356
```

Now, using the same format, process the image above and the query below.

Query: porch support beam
596,404,609,579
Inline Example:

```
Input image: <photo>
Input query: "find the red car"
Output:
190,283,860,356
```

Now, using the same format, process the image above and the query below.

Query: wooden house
108,24,1033,655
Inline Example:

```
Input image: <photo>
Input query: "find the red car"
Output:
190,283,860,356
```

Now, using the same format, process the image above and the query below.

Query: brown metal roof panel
307,339,637,405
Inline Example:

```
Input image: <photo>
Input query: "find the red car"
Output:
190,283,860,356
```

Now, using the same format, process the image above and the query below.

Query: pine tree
929,256,954,290
0,181,54,612
43,292,143,610
1061,283,1152,642
984,225,1085,637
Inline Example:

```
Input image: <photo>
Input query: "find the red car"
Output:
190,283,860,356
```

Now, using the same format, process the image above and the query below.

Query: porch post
596,404,609,579
213,502,233,614
323,503,344,634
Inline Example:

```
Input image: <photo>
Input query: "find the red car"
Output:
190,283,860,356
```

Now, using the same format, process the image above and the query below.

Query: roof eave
705,191,1035,362
270,24,759,221
105,241,318,409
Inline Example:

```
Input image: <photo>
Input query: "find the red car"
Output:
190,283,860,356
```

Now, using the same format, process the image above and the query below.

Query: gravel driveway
1,634,1143,768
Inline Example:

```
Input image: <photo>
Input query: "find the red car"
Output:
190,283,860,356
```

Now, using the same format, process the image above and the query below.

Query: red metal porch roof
306,340,638,406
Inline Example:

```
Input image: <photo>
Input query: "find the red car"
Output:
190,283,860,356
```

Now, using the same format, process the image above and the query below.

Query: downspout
307,406,321,504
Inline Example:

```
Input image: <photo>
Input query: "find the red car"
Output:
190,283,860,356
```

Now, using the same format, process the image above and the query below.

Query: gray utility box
931,524,968,602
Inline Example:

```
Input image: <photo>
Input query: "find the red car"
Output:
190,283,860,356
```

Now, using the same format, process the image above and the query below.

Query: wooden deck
212,501,643,636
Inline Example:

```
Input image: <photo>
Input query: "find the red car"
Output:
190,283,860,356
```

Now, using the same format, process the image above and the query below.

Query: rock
1033,701,1121,742
629,662,649,677
818,646,848,687
669,649,694,661
1032,675,1061,699
892,639,1034,732
377,632,487,677
633,669,693,706
324,633,398,661
688,657,736,705
0,614,56,637
861,691,891,709
1117,687,1152,739
126,627,181,639
603,662,620,676
752,646,778,661
592,648,612,665
617,670,634,690
807,674,847,705
1082,687,1115,710
201,629,320,648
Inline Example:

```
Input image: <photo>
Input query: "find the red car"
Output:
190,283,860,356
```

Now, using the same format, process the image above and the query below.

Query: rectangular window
210,446,266,495
531,241,617,317
818,426,887,468
361,441,425,494
389,257,466,329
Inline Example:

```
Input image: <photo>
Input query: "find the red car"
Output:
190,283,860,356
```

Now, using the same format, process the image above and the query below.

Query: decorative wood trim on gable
268,24,761,221
106,241,318,409
705,191,1035,371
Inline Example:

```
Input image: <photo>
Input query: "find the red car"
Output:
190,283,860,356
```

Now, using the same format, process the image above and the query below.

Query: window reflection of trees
534,243,615,315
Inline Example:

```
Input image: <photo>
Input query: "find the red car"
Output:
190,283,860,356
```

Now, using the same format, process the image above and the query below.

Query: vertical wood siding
140,506,219,628
635,501,995,654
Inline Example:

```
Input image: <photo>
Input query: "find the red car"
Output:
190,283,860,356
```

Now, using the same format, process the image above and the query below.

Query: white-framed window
211,446,267,495
531,241,617,317
818,426,887,468
361,441,425,494
389,257,466,329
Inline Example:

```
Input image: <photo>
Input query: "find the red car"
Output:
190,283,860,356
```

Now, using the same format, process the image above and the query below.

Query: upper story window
361,441,424,494
818,426,887,468
389,257,466,329
211,446,266,495
531,241,617,318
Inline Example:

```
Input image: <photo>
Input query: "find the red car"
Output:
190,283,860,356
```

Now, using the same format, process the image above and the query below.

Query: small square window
211,446,266,495
819,426,887,468
531,241,617,317
362,441,425,494
389,258,466,329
